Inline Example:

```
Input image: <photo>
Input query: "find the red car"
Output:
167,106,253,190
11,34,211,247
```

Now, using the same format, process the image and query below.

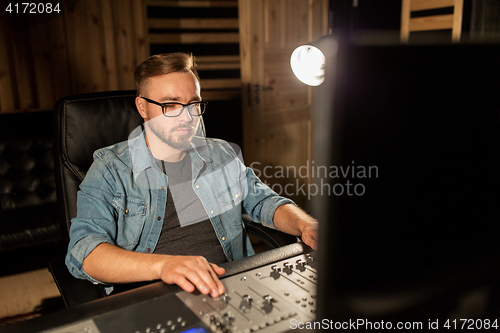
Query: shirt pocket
112,193,147,250
216,181,247,225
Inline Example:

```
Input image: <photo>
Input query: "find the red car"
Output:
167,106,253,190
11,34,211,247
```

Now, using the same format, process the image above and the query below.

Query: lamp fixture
290,36,338,87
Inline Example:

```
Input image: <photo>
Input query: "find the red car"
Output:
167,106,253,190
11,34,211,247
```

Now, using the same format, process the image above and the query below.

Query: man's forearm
82,243,162,284
273,204,314,235
273,204,319,250
81,242,227,297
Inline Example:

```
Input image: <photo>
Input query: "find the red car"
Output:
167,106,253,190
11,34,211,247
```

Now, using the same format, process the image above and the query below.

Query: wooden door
239,0,329,207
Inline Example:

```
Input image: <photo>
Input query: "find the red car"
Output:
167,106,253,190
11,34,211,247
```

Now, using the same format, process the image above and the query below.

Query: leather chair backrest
53,91,144,242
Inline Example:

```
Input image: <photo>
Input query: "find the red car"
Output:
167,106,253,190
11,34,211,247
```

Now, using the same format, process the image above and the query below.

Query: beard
147,120,198,150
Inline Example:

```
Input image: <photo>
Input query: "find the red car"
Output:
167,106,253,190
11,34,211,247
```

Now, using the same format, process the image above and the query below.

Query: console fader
177,252,317,333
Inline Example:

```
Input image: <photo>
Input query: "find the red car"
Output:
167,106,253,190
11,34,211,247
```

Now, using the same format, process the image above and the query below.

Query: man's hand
82,243,225,297
273,204,319,250
297,215,319,251
155,255,225,297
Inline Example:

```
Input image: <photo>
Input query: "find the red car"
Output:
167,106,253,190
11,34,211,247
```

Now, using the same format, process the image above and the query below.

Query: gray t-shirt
153,153,227,265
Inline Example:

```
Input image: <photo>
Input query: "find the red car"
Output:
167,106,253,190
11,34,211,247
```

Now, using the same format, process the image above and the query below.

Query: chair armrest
48,255,106,308
242,215,298,248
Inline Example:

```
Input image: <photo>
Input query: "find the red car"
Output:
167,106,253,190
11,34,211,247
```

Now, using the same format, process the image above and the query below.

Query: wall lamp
290,36,338,86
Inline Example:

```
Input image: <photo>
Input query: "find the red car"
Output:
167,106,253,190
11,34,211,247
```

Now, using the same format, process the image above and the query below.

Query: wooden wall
0,0,146,114
144,0,241,102
0,0,243,115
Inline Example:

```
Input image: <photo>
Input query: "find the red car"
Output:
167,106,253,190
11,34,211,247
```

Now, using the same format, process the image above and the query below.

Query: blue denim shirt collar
128,126,213,178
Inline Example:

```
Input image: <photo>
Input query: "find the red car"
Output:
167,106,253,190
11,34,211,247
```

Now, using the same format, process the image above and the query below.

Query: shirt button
221,237,226,241
157,216,161,220
161,186,165,190
234,194,239,198
210,210,214,214
196,185,200,189
125,209,129,214
147,248,151,252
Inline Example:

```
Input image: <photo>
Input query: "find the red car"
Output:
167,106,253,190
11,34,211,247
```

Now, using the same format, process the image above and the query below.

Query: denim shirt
65,129,294,287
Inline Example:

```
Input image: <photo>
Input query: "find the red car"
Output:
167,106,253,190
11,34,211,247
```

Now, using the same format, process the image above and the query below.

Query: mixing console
42,251,317,333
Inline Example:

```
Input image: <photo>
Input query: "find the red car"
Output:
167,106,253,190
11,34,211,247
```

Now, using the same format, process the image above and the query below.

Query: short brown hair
134,53,200,96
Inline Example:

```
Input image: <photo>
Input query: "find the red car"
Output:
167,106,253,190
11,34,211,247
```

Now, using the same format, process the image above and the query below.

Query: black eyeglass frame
140,96,208,117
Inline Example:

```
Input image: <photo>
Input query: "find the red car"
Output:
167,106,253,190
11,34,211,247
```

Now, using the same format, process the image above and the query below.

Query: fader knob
296,259,306,272
239,295,253,312
306,254,317,268
270,265,281,280
283,262,293,275
261,295,276,314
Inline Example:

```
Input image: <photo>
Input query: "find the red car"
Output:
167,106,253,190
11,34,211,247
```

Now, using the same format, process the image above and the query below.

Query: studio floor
0,268,62,324
0,242,65,327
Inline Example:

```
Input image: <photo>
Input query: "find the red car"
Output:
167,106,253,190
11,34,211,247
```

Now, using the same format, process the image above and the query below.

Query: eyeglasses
140,97,207,117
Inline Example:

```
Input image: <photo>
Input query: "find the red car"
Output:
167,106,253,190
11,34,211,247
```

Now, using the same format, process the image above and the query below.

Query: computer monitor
314,41,500,326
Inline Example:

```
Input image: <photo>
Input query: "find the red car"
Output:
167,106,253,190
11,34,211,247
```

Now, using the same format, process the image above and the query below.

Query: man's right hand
82,243,225,297
155,255,225,297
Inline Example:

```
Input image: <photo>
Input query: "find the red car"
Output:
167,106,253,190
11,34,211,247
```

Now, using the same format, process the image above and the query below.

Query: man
66,53,318,298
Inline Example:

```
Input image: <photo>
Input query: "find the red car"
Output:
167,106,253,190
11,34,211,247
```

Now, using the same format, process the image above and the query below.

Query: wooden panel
265,120,310,172
239,0,266,164
452,0,464,41
202,89,242,101
401,0,463,42
410,0,455,11
101,0,119,90
30,25,54,109
147,1,237,7
65,1,92,93
285,0,309,48
149,32,240,44
197,62,240,70
112,0,136,90
401,0,411,41
263,50,309,111
149,18,239,29
86,0,108,92
132,0,148,64
264,0,286,48
200,78,241,89
11,29,36,110
0,0,146,113
409,14,454,31
309,0,329,42
264,119,311,205
0,20,15,113
196,55,240,70
46,15,72,102
266,106,310,127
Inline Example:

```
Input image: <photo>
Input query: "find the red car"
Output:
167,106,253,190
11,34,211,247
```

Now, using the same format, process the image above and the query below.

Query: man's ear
136,96,147,119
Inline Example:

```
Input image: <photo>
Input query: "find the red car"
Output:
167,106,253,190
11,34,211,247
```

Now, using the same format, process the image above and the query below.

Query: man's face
137,71,201,151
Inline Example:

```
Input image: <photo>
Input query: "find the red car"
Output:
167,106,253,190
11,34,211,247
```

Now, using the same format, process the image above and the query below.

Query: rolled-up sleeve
242,167,295,229
65,151,117,285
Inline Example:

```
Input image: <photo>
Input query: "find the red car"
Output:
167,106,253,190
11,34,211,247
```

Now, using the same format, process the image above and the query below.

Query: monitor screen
314,41,500,325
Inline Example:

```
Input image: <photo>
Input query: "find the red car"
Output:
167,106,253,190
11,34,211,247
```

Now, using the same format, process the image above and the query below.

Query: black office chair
50,90,297,308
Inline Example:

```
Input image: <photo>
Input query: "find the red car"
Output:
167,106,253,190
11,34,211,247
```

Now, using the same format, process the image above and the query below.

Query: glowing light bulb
290,45,326,86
